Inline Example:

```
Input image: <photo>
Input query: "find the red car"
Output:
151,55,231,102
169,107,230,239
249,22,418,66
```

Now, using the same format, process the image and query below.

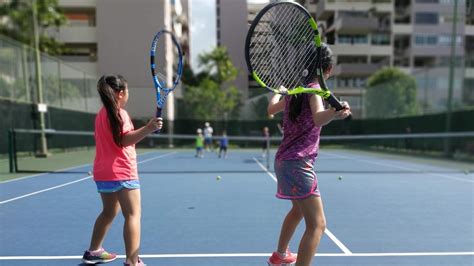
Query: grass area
0,148,155,182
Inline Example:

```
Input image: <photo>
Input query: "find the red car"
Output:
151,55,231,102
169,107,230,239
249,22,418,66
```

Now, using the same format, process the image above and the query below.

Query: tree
365,67,419,118
179,47,240,120
0,0,67,55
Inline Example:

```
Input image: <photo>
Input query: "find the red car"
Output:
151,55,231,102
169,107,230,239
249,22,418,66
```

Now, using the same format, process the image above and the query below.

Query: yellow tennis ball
338,176,342,180
88,171,92,176
216,175,221,180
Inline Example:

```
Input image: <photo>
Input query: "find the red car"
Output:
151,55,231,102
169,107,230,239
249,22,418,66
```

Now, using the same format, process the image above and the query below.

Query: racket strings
249,4,317,90
152,33,182,92
251,7,307,87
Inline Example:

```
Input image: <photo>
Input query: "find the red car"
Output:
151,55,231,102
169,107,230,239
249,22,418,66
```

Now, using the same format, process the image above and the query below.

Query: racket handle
326,94,345,111
155,107,162,134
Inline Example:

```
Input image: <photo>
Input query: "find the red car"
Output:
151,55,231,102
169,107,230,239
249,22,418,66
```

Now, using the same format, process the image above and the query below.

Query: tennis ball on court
338,176,342,180
87,171,92,176
216,175,221,181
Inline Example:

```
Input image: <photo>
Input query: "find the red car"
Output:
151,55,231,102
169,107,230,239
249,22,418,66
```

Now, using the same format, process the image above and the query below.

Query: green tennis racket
245,1,344,110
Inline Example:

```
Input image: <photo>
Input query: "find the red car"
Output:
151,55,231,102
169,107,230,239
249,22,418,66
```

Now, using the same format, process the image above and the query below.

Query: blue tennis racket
150,29,183,132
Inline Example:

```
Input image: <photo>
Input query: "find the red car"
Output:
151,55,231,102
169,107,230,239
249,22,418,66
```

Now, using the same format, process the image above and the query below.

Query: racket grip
326,94,345,111
155,107,162,134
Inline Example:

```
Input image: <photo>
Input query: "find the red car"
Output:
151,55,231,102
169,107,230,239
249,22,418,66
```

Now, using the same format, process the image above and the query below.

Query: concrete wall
96,0,167,118
217,0,249,100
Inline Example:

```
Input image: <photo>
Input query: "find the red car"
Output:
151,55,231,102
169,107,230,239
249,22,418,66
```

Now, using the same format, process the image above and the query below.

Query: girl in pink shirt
82,75,162,266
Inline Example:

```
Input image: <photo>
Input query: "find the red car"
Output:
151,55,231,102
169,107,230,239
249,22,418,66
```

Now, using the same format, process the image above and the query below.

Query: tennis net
7,128,474,173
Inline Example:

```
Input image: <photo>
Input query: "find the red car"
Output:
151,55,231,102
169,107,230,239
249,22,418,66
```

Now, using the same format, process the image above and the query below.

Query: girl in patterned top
266,44,351,266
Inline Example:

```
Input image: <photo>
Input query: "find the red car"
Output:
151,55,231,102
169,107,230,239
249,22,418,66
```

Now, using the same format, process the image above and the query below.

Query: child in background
195,128,204,158
218,131,229,159
82,75,162,266
262,126,270,158
267,44,351,266
203,122,214,152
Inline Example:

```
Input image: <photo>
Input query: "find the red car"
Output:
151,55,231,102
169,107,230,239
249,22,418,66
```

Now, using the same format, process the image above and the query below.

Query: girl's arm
309,95,351,127
268,94,285,115
121,117,163,146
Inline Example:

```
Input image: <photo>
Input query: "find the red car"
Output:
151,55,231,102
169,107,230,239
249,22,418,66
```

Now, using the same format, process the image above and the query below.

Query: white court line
0,152,176,205
1,251,473,260
253,157,353,255
327,152,474,183
0,176,92,205
0,151,158,184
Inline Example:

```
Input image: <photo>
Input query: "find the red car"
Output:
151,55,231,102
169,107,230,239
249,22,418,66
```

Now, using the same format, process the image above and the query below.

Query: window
338,56,367,64
415,12,439,24
64,11,96,27
372,34,391,45
438,35,463,46
415,35,438,46
414,56,436,67
338,34,368,45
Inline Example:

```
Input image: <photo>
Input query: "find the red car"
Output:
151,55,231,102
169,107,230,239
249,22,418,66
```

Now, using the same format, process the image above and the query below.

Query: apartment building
216,0,249,100
302,0,473,117
52,0,189,119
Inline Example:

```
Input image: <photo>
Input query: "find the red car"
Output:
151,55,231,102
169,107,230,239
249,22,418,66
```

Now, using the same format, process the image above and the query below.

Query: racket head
245,1,322,95
150,30,184,110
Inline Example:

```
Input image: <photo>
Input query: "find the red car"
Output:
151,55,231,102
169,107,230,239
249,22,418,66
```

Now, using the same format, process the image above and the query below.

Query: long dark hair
97,75,128,146
289,43,333,122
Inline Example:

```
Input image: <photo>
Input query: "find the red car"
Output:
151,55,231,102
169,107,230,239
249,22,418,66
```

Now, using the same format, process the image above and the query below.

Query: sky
189,0,217,72
189,0,271,73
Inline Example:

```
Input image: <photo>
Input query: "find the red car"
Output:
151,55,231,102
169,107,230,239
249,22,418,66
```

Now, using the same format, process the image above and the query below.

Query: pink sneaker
82,247,117,264
123,257,146,266
267,249,297,266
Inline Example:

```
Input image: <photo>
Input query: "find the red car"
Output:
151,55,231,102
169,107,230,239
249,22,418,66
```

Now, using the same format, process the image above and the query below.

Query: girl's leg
276,200,303,253
294,196,326,266
118,188,142,265
89,192,120,250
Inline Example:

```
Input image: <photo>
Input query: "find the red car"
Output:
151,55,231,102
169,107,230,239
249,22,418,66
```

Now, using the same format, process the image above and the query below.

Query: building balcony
314,0,393,20
327,16,379,34
49,26,97,44
466,25,474,36
466,67,474,78
393,24,413,34
333,44,392,56
334,63,382,76
59,0,96,8
332,86,364,96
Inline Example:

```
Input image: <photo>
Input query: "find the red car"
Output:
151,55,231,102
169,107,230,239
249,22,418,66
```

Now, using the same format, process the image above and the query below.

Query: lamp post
444,0,458,156
32,0,48,157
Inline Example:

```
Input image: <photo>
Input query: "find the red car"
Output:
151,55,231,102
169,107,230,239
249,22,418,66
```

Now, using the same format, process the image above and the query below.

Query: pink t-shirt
93,107,138,181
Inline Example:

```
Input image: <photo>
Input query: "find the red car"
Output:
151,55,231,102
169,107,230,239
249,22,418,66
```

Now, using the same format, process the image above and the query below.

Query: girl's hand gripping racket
150,29,184,133
245,1,345,111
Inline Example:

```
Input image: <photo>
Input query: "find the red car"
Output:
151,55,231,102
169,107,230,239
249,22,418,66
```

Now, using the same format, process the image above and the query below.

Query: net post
266,138,270,169
8,129,17,173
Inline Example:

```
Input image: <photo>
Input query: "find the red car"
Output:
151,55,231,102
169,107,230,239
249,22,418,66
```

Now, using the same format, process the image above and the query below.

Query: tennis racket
245,1,344,110
150,29,184,132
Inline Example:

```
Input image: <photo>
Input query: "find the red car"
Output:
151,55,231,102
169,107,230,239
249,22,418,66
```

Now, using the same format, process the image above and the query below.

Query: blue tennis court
0,149,473,266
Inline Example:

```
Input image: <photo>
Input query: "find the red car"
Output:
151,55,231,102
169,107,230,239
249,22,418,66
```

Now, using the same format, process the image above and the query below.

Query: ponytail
289,43,333,122
97,75,127,146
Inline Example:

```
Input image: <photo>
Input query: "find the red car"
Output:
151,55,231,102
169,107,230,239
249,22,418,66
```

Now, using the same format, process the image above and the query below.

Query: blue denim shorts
95,180,140,193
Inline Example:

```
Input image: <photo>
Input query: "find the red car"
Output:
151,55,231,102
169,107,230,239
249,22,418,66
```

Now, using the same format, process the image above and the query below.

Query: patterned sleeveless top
275,86,322,161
